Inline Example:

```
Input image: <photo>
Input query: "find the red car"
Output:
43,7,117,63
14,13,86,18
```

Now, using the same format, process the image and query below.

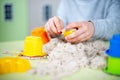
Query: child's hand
45,16,64,38
65,21,94,43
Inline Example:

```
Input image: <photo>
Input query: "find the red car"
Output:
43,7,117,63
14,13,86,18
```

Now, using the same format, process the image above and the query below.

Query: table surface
0,41,120,80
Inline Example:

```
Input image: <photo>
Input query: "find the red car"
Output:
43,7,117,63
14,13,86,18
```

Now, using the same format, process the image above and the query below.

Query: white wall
28,0,60,33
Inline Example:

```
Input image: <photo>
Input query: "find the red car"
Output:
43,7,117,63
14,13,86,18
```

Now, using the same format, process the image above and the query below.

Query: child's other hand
65,21,94,43
45,16,64,38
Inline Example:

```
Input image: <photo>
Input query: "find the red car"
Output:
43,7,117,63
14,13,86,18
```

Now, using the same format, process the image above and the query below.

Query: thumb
66,22,81,30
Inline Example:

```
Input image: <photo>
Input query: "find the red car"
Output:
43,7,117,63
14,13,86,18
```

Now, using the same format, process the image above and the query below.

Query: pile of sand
28,38,108,80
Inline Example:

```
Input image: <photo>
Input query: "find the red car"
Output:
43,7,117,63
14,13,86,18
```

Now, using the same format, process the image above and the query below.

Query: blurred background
0,0,60,42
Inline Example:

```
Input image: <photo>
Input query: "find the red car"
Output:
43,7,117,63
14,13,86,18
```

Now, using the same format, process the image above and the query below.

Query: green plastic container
104,34,120,75
104,56,120,75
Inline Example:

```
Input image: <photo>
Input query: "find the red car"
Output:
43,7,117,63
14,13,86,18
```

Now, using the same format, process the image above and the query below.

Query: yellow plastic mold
23,36,46,57
63,29,75,37
0,57,31,74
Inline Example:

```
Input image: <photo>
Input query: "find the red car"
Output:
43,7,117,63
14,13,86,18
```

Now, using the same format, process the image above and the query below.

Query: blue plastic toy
105,34,120,75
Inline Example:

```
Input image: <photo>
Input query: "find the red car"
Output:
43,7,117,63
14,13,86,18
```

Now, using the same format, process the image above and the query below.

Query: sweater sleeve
57,0,68,26
91,0,120,40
